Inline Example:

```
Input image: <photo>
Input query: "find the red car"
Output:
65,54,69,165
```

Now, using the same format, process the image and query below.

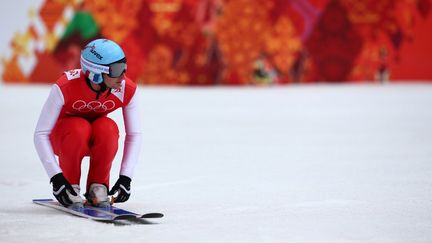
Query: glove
108,175,131,203
50,173,77,207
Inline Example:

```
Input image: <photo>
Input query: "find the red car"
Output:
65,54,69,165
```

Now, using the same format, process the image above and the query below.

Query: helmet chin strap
85,76,111,100
96,82,110,100
99,81,107,92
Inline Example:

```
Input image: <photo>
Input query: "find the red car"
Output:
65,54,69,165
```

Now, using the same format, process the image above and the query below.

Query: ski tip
32,199,54,203
140,213,164,218
113,214,138,220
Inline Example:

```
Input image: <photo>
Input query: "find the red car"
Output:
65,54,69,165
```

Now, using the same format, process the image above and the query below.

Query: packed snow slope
0,83,431,243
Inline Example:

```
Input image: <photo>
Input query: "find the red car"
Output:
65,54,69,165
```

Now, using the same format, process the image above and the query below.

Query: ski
33,199,127,221
32,199,163,222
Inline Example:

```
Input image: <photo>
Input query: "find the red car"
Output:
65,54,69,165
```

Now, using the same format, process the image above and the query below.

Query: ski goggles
108,61,127,78
81,56,127,78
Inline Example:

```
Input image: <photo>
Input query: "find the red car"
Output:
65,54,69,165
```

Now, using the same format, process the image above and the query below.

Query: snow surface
0,83,431,243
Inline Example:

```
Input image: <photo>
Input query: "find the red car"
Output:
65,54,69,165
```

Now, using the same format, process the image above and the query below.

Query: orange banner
2,0,432,85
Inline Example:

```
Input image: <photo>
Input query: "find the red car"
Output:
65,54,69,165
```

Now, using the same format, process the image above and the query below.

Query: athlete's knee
68,117,92,135
55,117,91,155
91,117,119,139
57,117,91,143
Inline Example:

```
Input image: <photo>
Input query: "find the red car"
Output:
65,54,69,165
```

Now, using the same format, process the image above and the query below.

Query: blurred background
0,0,431,85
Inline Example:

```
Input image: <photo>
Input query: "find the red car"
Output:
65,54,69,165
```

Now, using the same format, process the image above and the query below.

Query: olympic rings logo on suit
72,100,116,112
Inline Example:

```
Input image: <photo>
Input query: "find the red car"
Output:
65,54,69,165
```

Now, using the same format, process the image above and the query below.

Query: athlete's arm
34,84,64,178
119,90,143,178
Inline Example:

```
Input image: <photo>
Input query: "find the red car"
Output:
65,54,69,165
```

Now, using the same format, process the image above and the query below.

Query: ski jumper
34,69,142,190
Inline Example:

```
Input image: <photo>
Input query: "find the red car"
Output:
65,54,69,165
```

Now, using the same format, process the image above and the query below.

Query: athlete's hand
109,175,131,203
50,173,77,207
